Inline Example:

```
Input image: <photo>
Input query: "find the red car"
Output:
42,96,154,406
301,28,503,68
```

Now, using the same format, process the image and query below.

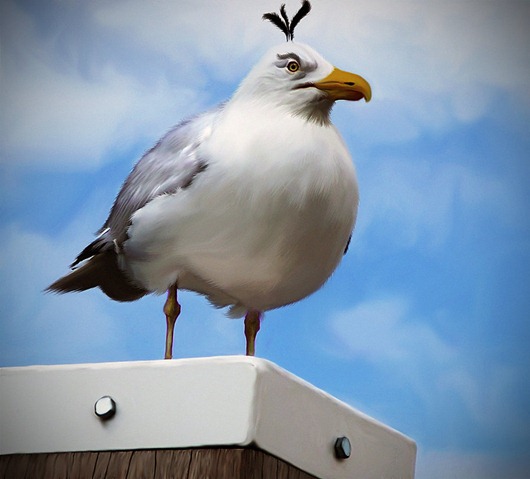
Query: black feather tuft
279,4,290,32
262,12,289,41
263,1,311,42
289,0,311,40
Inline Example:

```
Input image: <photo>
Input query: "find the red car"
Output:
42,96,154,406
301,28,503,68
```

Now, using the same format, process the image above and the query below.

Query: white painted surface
0,356,416,478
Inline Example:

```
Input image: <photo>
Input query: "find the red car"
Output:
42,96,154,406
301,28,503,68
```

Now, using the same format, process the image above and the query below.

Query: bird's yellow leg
163,283,181,359
244,310,261,356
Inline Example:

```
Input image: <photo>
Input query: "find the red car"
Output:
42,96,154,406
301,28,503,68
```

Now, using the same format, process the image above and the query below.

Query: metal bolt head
334,436,351,459
94,396,116,420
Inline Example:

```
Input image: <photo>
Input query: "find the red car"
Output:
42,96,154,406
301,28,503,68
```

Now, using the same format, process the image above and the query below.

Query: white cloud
0,1,204,170
92,0,273,83
1,55,202,170
330,296,454,363
95,0,530,105
0,221,128,365
329,296,458,414
351,155,520,251
314,0,530,143
328,294,529,448
2,0,528,171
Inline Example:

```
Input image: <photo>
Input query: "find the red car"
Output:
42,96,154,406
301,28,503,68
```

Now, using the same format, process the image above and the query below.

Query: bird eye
286,60,300,73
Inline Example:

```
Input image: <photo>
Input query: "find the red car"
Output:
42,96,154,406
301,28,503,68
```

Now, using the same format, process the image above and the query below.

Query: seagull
47,1,371,359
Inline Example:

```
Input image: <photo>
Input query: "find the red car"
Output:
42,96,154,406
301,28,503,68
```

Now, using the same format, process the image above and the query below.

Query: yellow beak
314,67,372,102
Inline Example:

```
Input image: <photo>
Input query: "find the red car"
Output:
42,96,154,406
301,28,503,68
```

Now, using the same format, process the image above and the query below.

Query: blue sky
1,0,529,477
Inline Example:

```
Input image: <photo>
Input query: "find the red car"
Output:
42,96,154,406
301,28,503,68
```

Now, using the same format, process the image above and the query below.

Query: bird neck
228,92,334,127
292,97,335,126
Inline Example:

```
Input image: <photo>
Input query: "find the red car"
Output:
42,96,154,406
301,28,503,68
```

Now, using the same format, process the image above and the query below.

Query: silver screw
334,436,351,459
94,396,116,420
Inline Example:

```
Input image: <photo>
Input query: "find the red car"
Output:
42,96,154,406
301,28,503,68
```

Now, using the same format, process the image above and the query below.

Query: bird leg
244,310,261,356
163,283,181,359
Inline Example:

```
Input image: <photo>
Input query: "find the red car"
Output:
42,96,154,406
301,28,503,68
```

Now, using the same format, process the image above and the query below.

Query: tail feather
46,251,147,302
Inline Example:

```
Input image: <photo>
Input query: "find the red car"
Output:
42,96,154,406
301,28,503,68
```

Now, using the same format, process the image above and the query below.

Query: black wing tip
45,252,148,302
69,230,112,269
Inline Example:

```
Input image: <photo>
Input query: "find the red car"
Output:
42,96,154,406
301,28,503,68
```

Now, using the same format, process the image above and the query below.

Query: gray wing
104,107,221,244
70,106,222,268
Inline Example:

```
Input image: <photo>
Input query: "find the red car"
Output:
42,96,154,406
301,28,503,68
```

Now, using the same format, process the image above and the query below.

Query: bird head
232,41,371,124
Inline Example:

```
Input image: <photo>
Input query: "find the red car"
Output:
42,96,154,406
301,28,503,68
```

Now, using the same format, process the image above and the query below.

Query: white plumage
48,27,371,358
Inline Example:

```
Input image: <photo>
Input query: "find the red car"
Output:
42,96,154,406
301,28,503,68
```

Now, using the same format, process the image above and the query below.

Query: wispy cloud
92,0,274,82
321,0,530,144
351,156,521,252
328,294,530,450
330,296,453,363
3,0,528,172
0,1,206,170
0,191,127,364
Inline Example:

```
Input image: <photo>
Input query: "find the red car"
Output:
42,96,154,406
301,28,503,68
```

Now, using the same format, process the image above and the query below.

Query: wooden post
0,448,318,478
0,357,416,478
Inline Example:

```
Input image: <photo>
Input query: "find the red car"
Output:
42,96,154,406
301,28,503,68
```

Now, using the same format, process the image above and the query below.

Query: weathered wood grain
0,448,318,478
154,449,192,477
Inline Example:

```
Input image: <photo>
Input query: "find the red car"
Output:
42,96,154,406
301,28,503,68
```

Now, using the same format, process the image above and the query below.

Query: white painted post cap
0,356,416,478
